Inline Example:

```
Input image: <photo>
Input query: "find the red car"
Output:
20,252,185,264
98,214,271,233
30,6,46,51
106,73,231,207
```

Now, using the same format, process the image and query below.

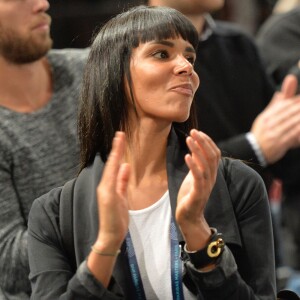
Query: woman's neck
126,126,169,179
125,124,170,210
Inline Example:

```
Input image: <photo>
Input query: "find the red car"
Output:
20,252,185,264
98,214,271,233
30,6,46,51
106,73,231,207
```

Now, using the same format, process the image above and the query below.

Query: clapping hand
176,129,221,251
251,74,300,164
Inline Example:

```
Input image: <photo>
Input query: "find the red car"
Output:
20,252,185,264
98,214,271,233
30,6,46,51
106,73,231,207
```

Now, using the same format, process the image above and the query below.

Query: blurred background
48,0,277,49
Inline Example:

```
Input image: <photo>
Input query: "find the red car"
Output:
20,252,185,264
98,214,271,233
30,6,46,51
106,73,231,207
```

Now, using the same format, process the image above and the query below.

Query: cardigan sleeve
28,189,124,300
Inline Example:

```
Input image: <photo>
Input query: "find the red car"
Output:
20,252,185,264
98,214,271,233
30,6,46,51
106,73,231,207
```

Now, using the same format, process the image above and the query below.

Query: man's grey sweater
0,48,89,299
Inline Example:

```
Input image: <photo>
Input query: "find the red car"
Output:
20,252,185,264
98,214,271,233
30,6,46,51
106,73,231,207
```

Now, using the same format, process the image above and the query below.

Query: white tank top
128,191,196,299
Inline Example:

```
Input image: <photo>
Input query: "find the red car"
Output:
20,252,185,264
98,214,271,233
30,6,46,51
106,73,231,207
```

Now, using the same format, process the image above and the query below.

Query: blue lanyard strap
126,232,147,300
125,217,185,300
170,219,184,300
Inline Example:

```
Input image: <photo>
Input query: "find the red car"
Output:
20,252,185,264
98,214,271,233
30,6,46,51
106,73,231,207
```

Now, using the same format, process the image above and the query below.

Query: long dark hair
78,5,199,170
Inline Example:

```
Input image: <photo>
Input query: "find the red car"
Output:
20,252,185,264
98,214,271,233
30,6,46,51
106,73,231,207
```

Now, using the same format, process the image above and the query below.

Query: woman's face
127,36,200,124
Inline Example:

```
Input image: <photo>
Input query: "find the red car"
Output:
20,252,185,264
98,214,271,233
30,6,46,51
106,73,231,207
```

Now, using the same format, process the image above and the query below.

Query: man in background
0,0,88,298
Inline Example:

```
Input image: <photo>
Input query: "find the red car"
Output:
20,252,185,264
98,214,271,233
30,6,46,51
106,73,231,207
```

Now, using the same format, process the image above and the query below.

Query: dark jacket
28,129,276,299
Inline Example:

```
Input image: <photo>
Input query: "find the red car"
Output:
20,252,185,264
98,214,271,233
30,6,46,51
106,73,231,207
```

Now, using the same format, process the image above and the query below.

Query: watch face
207,238,225,258
183,230,225,269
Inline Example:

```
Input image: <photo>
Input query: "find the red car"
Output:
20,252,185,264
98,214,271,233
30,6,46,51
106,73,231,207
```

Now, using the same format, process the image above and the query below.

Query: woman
28,5,276,299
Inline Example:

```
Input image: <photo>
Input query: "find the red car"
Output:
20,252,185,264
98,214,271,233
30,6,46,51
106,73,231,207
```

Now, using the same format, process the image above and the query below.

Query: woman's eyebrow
185,46,196,54
150,40,174,47
149,40,196,53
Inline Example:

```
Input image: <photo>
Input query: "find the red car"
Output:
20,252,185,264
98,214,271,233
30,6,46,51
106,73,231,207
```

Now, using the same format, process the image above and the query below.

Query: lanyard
125,217,185,300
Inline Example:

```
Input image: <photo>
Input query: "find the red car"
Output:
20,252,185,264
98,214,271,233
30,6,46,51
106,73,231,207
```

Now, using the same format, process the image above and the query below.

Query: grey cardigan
28,129,276,299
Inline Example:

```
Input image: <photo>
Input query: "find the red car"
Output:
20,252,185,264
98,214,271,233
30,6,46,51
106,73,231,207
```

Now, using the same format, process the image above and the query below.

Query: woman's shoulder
220,157,265,184
29,154,104,230
29,186,63,221
28,185,65,245
219,157,269,211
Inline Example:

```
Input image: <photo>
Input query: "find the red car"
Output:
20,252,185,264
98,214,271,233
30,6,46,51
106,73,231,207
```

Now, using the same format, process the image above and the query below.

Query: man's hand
251,75,300,164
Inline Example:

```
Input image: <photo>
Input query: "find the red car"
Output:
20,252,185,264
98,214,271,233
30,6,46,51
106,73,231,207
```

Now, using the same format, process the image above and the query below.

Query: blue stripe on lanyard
170,219,184,300
125,216,185,300
125,232,147,300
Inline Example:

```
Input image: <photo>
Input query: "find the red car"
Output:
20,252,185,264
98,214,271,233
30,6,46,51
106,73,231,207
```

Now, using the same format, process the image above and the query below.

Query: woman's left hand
176,129,221,250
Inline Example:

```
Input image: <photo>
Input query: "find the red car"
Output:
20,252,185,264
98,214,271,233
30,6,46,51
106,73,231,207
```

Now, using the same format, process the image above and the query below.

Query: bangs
98,5,199,51
129,6,199,49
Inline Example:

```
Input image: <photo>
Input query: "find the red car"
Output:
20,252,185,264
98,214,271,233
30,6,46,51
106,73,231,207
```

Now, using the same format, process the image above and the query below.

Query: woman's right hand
87,132,130,287
95,131,131,252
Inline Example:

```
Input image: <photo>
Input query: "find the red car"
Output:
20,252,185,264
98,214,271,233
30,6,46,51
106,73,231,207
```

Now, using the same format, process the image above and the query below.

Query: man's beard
0,26,53,64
